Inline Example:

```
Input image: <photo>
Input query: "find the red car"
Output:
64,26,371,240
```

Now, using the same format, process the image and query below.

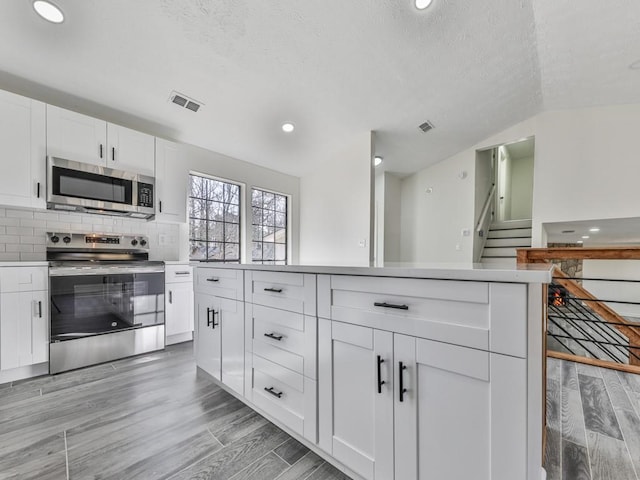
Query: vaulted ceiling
0,0,637,177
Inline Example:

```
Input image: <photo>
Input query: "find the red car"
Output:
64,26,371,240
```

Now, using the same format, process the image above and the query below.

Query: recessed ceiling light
415,0,433,10
577,240,584,244
281,123,295,133
581,235,590,239
589,227,600,233
630,60,640,70
374,156,383,167
33,1,64,24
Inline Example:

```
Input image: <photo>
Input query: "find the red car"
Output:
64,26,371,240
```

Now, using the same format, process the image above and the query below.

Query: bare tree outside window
251,188,288,265
189,174,241,262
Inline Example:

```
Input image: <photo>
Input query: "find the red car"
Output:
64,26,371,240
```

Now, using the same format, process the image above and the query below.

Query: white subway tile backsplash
6,209,34,219
0,205,182,262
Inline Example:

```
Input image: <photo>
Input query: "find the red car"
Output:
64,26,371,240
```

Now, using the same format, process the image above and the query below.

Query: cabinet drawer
246,271,316,315
319,275,492,351
195,267,243,300
247,304,317,378
0,267,47,293
165,265,193,283
249,354,317,441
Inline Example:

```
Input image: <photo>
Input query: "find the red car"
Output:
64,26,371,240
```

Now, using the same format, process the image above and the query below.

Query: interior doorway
494,137,535,222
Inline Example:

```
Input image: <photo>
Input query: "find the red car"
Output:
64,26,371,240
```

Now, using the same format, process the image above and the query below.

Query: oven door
50,270,165,342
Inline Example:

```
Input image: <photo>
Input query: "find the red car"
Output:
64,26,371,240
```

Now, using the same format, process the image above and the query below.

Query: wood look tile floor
0,342,351,480
545,357,640,480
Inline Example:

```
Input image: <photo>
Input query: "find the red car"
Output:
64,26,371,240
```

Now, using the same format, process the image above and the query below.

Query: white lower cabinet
165,265,194,344
319,319,526,480
195,292,244,395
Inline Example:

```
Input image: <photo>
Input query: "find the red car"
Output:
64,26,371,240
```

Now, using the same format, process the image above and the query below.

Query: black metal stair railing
547,281,640,365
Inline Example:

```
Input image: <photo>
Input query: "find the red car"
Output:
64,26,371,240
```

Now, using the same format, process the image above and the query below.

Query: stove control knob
51,235,59,243
140,239,147,247
131,239,139,246
63,236,71,244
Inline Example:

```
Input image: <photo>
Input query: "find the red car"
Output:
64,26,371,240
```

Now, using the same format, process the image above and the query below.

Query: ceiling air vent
418,120,434,133
169,91,203,112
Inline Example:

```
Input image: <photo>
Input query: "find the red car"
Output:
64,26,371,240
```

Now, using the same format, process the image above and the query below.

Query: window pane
252,207,262,225
263,192,275,210
189,219,207,241
225,223,239,243
209,181,224,202
252,242,262,261
207,242,224,260
275,243,286,261
225,183,241,205
263,208,275,227
252,225,262,241
274,228,286,243
263,243,275,261
189,198,208,219
225,204,240,223
190,241,207,260
262,225,275,241
208,221,224,242
275,195,287,212
225,243,239,260
275,212,286,228
252,189,262,207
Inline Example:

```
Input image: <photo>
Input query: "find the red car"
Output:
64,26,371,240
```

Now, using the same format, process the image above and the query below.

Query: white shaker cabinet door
0,291,48,370
394,335,527,480
155,138,187,223
318,319,394,480
195,293,222,380
107,123,155,176
165,282,194,337
46,104,107,166
0,90,46,209
220,298,244,396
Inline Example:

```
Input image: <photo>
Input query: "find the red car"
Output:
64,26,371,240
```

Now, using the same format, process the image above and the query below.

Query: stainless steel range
47,232,165,374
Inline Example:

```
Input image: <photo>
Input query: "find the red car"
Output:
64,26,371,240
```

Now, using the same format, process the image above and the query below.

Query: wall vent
418,120,434,133
169,91,203,112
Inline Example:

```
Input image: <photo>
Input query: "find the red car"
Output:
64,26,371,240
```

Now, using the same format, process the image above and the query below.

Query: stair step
485,237,532,248
488,228,532,239
490,219,532,230
482,246,518,257
480,257,517,268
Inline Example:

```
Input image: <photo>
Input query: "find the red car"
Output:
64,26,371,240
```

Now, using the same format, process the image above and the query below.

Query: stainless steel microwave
47,157,155,219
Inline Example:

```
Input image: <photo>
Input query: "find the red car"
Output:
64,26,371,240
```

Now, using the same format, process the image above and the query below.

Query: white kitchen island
192,263,552,480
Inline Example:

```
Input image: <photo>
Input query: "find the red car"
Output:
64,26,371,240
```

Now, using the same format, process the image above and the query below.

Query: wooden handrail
548,351,640,375
475,184,496,233
517,246,640,264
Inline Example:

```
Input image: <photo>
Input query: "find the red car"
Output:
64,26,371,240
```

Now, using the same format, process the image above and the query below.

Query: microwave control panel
137,183,154,208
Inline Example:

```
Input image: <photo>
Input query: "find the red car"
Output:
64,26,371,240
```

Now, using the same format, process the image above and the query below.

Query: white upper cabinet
107,123,155,176
155,138,187,223
47,104,155,176
0,90,46,209
46,104,107,166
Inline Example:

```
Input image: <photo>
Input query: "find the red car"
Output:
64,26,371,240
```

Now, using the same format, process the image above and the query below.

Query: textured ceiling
0,1,637,177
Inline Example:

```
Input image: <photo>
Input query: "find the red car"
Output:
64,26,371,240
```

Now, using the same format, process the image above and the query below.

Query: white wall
510,155,534,220
583,260,640,319
400,150,476,263
299,132,373,266
178,142,300,263
374,172,385,266
383,172,402,263
398,103,640,262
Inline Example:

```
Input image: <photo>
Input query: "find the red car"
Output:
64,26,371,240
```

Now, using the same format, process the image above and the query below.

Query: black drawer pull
377,355,385,394
207,278,220,283
399,362,408,402
38,301,42,318
374,302,409,311
264,387,283,398
37,182,41,198
264,287,283,293
169,291,172,304
264,332,283,341
175,271,191,275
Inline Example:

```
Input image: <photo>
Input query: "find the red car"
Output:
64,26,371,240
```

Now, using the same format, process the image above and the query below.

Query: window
189,174,241,262
251,188,288,264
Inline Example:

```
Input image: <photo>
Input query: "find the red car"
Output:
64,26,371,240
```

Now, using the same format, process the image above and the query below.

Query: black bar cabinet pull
38,301,42,318
374,302,409,311
99,144,103,158
264,287,283,293
169,291,172,304
264,332,283,341
36,182,40,198
207,278,220,283
112,147,115,161
159,201,162,213
399,362,407,402
212,310,219,328
206,308,213,327
264,387,283,398
377,355,385,394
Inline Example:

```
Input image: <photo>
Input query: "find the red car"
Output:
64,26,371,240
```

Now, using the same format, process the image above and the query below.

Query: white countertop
191,261,553,283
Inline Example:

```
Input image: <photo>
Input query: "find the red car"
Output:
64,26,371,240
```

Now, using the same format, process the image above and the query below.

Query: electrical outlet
455,243,462,251
461,228,471,237
358,239,367,248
